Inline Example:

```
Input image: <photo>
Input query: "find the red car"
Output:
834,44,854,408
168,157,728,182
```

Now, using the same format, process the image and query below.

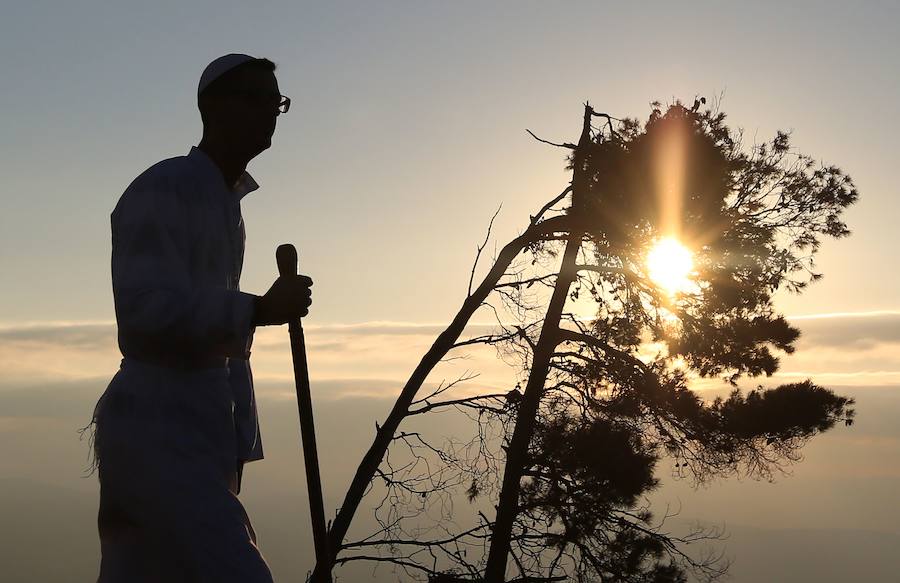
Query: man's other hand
252,274,313,326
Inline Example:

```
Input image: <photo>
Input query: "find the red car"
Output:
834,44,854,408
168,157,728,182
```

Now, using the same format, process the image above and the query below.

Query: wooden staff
276,243,331,582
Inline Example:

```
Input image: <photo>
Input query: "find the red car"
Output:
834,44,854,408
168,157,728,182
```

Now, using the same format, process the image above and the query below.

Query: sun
646,238,694,295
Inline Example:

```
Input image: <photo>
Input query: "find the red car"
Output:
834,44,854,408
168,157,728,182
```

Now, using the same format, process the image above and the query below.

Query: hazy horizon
3,313,900,581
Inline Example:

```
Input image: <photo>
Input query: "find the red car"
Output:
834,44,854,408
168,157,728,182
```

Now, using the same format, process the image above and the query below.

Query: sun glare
647,238,694,295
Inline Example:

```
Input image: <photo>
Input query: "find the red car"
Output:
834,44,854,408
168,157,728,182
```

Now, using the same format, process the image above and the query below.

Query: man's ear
198,93,223,127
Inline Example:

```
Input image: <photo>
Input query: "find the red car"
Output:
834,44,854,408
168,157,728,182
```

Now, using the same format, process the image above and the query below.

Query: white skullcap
198,53,257,96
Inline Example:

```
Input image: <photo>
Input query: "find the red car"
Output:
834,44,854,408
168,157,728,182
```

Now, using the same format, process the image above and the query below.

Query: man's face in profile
212,67,282,158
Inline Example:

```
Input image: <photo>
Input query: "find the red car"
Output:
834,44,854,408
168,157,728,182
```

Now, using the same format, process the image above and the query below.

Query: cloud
790,311,900,350
1,311,899,390
0,320,117,350
248,321,497,349
253,378,415,401
6,311,897,354
307,322,453,336
0,320,499,349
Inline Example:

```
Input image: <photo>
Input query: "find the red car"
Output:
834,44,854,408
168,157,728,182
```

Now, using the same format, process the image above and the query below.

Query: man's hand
252,274,313,326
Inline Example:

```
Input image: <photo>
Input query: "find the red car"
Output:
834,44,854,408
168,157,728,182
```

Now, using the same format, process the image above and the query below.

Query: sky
1,1,899,581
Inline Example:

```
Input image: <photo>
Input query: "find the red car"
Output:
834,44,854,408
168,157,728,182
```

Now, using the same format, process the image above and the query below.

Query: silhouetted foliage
319,100,857,583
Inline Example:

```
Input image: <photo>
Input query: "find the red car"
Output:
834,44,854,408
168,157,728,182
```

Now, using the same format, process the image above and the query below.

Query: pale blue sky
2,2,899,581
2,0,898,325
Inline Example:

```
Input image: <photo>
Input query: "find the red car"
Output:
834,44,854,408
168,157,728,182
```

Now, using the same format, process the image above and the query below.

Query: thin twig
525,129,576,150
469,205,503,297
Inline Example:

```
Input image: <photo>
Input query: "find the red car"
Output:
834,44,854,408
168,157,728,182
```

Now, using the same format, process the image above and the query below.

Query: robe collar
188,146,260,200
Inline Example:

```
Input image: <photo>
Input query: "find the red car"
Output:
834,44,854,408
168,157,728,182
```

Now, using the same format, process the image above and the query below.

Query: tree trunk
484,104,593,582
481,231,581,582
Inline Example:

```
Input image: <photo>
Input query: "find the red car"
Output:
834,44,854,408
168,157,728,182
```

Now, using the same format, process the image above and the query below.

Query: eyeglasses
228,91,291,114
277,95,291,114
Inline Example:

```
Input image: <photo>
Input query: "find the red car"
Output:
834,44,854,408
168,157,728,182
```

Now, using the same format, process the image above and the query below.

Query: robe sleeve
111,173,257,360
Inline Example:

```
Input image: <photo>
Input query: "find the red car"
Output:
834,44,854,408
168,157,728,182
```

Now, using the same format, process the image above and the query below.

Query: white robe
89,147,272,582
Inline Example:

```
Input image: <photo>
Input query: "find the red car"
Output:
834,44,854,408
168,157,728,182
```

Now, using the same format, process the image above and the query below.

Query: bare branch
469,204,503,297
530,186,573,226
411,372,481,406
525,129,576,150
408,393,509,416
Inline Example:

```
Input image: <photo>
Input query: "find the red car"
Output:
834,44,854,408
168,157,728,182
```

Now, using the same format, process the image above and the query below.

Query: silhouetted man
88,54,310,582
